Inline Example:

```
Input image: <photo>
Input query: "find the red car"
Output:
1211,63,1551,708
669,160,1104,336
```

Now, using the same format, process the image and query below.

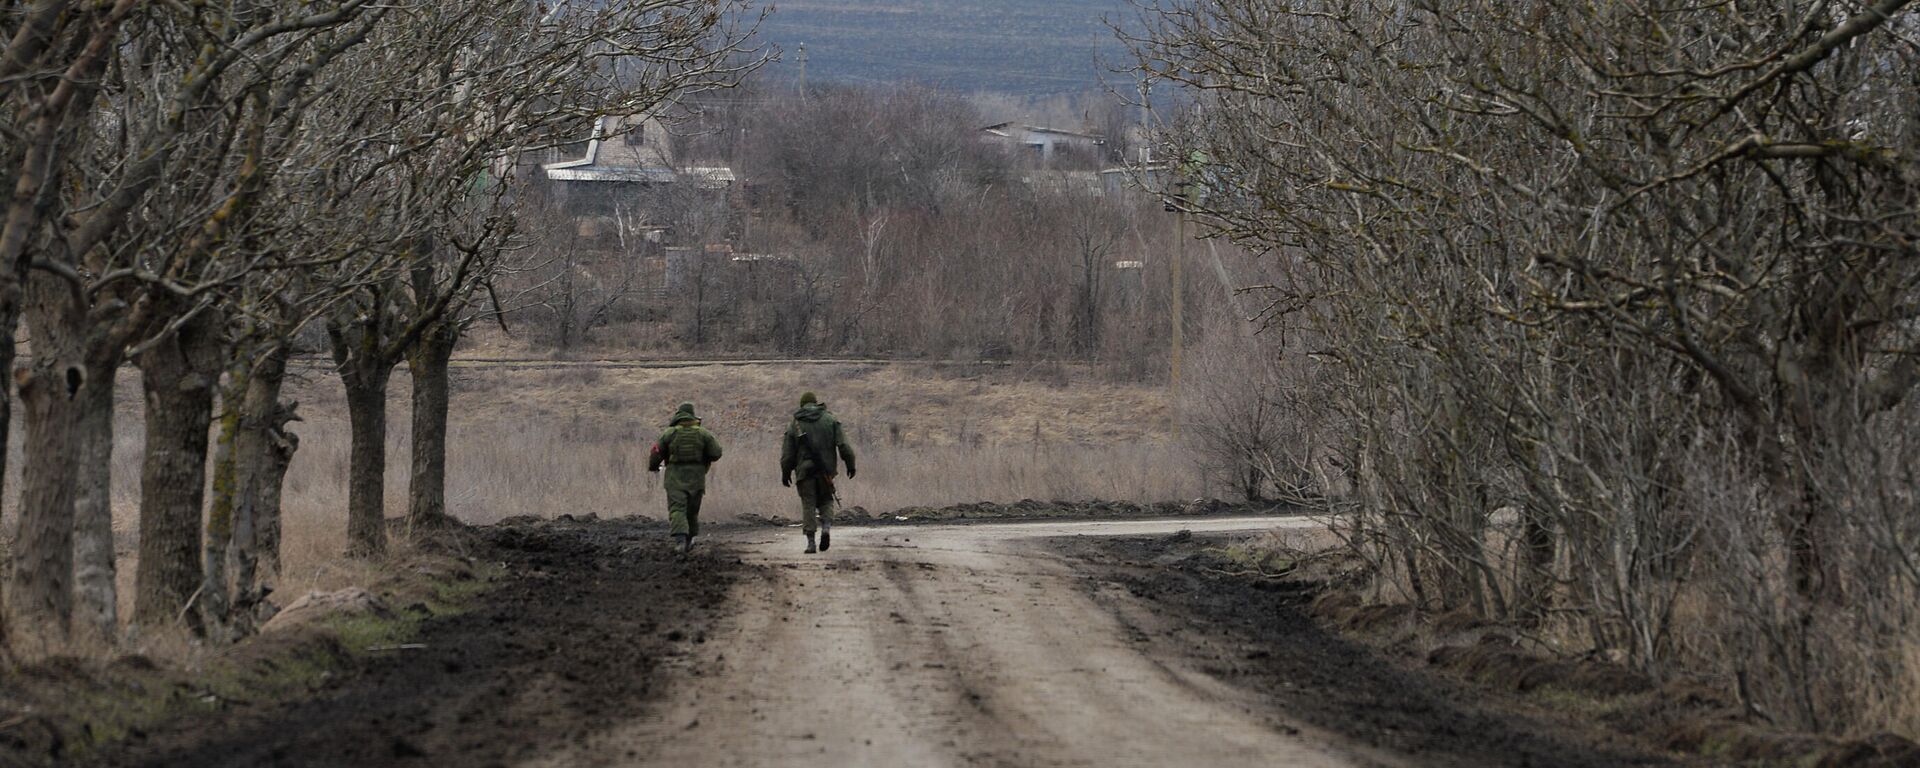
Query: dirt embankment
64,516,737,768
1064,534,1920,768
1058,534,1674,768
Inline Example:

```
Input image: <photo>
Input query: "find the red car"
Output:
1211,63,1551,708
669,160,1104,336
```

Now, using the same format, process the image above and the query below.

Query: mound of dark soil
80,516,740,768
1069,532,1920,768
1059,534,1676,768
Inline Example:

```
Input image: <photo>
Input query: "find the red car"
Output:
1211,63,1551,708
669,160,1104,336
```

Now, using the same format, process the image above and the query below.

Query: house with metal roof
542,114,739,215
979,122,1104,164
538,111,744,260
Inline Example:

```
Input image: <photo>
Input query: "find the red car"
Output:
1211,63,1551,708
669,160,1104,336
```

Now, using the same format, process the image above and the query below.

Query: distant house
979,122,1103,163
543,113,739,217
544,114,675,185
538,111,746,266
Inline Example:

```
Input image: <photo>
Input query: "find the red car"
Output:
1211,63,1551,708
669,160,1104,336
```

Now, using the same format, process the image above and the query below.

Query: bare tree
301,0,761,555
1,0,758,649
3,0,384,646
1129,0,1920,734
527,228,652,350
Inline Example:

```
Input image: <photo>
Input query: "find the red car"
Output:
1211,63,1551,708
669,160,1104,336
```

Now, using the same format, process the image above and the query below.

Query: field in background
754,0,1134,95
3,361,1197,623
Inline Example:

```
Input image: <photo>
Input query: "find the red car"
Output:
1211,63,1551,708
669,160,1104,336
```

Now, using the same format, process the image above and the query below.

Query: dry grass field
2,360,1198,627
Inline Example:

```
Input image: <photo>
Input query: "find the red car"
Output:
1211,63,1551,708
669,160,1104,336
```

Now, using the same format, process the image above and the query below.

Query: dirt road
90,516,1668,768
533,517,1372,768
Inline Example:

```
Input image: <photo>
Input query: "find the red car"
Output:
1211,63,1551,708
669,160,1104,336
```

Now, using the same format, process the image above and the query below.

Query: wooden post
1171,201,1184,435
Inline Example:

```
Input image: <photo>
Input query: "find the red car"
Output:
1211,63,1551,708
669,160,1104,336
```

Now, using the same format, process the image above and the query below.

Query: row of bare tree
1141,0,1920,736
0,0,753,655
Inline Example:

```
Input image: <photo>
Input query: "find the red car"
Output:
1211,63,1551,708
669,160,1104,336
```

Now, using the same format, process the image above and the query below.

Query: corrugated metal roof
979,122,1102,140
545,167,679,183
683,167,736,189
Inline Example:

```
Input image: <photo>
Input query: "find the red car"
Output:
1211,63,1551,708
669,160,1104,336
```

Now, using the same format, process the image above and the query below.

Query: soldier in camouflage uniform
648,402,723,554
780,392,856,554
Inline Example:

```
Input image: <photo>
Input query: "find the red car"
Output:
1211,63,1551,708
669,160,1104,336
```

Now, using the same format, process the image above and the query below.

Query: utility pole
796,43,808,101
1142,77,1182,435
1170,182,1185,433
1137,79,1151,165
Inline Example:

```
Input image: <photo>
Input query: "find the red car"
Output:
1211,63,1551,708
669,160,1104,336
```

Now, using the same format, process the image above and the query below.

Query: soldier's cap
799,392,818,406
671,401,699,425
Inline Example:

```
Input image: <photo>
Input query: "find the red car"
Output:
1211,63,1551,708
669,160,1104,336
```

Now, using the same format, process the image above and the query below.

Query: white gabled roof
543,117,608,173
544,115,712,185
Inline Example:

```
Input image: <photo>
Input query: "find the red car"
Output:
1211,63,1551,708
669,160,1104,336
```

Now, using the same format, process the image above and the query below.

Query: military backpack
666,425,707,465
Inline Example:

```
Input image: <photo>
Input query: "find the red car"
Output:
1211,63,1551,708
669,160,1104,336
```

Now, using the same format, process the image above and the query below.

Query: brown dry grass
4,360,1197,629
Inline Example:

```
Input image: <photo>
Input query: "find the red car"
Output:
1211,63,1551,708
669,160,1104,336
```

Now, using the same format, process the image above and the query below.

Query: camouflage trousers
664,465,708,537
796,476,835,534
668,487,704,537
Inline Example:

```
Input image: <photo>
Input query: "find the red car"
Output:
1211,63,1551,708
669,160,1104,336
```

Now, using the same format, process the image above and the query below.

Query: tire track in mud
566,521,1370,768
556,547,1018,767
871,556,1027,767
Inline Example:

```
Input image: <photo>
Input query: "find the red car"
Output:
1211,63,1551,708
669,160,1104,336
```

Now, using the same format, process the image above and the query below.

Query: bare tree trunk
253,415,297,575
406,324,458,531
555,260,577,349
13,362,82,647
342,366,393,558
328,304,403,560
71,359,119,645
12,278,87,648
1516,505,1557,623
0,280,15,648
1787,483,1831,603
133,314,223,629
202,367,246,636
230,343,296,608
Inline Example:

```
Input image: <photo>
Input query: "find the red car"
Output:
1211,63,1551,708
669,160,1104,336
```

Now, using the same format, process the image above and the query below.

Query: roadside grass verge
0,544,502,766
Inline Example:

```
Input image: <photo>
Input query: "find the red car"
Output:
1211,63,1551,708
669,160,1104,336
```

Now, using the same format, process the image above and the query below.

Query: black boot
672,533,688,554
819,526,831,552
682,534,695,555
804,532,817,554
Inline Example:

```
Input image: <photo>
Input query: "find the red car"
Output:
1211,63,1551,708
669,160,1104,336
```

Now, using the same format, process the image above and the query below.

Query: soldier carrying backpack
648,402,724,554
780,392,856,554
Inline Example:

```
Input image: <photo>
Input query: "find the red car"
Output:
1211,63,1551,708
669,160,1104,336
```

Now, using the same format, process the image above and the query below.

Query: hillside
753,0,1140,94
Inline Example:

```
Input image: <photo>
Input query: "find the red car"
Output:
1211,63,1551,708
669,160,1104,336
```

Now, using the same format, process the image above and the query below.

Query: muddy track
530,517,1674,767
84,518,739,768
1059,534,1676,768
530,517,1363,768
83,517,1676,767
